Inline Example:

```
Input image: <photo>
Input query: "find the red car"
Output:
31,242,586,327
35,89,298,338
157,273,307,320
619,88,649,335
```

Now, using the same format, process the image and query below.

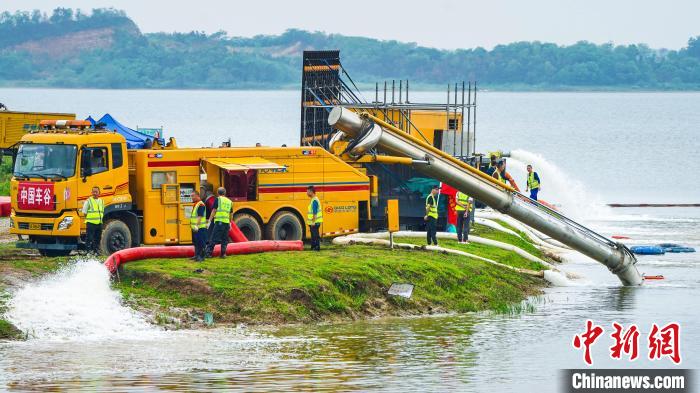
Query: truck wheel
265,211,303,241
234,213,262,241
39,249,72,257
100,220,132,255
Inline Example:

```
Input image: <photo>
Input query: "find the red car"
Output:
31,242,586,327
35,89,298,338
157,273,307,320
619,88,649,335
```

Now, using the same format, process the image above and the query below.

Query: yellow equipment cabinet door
179,183,197,244
161,184,181,243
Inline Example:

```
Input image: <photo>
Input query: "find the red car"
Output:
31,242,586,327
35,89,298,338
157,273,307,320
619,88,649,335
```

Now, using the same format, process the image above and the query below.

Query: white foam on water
508,149,613,221
5,258,157,341
543,270,573,286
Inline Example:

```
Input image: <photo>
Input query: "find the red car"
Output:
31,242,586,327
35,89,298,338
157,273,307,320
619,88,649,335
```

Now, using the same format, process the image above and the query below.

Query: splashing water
5,258,156,341
507,149,612,221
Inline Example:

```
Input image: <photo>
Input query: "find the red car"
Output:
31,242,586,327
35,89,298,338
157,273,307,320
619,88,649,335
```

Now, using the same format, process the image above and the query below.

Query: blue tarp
86,113,163,149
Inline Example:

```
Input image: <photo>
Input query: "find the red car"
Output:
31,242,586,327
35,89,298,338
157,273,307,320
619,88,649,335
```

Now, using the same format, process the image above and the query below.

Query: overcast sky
4,0,699,50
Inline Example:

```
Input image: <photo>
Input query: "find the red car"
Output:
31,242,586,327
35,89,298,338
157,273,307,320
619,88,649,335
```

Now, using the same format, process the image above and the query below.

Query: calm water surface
0,89,698,391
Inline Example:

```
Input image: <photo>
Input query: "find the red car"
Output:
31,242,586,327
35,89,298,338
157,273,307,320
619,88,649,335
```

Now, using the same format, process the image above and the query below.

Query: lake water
1,89,699,391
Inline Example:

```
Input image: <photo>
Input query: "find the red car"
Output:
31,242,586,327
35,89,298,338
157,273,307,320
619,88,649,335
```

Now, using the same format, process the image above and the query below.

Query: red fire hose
228,223,247,243
104,240,303,274
103,222,300,274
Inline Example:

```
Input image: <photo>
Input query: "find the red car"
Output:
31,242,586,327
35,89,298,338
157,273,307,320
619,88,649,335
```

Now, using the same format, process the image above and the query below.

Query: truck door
79,145,115,206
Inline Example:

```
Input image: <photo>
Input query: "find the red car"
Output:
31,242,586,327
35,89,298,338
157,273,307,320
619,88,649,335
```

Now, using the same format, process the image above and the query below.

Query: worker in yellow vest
306,185,323,251
455,191,472,244
190,191,207,262
207,187,233,259
82,186,104,255
424,185,439,246
525,164,541,201
492,160,506,184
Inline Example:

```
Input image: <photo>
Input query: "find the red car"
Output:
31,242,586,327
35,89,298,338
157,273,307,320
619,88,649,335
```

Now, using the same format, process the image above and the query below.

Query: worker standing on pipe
455,191,471,244
189,191,207,262
306,186,323,251
425,185,440,246
82,186,104,255
207,187,234,259
525,164,541,201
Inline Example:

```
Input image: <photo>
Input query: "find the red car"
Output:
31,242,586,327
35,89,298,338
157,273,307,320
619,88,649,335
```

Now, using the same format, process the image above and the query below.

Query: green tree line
1,8,700,89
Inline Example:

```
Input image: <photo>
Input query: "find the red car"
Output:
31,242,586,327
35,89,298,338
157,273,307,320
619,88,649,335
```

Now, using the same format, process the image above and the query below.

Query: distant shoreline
2,83,700,93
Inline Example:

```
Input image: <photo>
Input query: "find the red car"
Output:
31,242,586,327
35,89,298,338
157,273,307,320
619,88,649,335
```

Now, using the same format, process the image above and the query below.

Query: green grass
0,283,22,340
0,156,12,196
0,242,71,276
115,244,544,326
392,222,548,272
395,236,546,272
471,223,544,258
0,219,550,328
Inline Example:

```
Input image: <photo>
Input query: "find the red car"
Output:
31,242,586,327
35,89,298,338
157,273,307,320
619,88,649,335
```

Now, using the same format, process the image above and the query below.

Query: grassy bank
114,224,550,326
0,223,551,330
0,285,22,340
0,244,70,340
395,223,546,272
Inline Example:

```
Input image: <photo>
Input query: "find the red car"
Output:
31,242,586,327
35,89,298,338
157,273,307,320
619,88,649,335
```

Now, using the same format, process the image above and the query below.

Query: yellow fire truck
9,122,369,256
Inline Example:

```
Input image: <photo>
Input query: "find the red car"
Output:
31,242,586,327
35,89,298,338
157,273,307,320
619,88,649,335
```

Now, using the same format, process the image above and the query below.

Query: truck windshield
14,144,78,178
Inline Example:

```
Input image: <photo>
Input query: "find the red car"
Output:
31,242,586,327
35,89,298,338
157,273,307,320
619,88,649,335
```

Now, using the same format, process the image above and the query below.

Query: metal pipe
473,82,478,156
328,107,642,286
467,82,471,156
460,81,465,158
406,80,410,103
391,80,395,104
355,155,416,165
453,82,458,156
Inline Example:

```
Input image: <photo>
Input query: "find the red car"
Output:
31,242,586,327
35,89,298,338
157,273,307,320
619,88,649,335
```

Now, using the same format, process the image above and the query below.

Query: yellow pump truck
10,121,370,255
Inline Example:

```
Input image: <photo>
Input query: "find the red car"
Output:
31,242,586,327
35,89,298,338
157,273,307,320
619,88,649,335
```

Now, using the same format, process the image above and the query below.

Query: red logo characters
573,321,681,365
17,182,54,211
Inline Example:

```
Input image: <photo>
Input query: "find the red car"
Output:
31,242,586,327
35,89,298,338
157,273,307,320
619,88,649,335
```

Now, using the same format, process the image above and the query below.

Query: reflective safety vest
190,201,207,230
455,191,470,212
493,169,505,184
425,194,438,219
85,197,104,225
527,172,540,190
307,196,323,224
214,196,233,224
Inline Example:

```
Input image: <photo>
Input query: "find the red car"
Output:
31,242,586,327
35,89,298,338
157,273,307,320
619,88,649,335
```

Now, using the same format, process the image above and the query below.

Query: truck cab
10,123,133,256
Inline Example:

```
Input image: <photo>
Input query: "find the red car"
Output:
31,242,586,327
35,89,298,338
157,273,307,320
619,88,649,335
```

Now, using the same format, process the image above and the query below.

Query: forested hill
2,8,700,90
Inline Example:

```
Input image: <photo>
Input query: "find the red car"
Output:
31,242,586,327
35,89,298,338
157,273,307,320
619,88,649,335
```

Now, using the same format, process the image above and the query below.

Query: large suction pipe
328,107,642,286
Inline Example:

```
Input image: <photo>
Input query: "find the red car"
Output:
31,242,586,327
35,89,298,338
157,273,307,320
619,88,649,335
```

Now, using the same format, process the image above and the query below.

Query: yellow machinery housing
10,126,369,256
0,110,76,153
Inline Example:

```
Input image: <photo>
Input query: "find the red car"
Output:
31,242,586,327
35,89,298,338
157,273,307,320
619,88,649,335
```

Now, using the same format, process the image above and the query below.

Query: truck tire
234,213,262,241
265,211,303,241
100,220,132,255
